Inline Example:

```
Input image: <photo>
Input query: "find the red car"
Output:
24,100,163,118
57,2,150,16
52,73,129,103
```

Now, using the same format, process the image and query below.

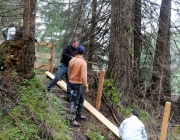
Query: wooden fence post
160,102,171,140
95,70,105,110
49,41,54,73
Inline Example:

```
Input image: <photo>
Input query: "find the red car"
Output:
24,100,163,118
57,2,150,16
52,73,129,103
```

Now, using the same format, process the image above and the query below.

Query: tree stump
0,39,35,79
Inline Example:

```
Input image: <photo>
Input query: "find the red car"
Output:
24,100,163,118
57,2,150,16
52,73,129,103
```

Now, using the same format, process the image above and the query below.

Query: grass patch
0,75,71,140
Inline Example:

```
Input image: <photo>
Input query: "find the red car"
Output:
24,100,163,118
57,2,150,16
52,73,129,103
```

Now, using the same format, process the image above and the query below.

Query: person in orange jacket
68,45,89,127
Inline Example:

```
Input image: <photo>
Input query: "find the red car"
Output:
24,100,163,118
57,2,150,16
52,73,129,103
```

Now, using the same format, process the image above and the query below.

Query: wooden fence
34,42,54,73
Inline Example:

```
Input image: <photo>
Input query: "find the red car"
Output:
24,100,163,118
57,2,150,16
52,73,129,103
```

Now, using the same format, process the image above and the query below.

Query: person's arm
142,127,148,140
62,45,73,60
81,61,88,93
119,121,124,138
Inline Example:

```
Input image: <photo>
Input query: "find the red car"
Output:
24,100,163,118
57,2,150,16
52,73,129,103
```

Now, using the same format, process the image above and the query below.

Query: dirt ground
37,71,120,140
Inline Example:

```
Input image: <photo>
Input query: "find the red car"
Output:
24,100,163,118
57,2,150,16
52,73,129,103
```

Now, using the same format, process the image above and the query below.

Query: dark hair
10,23,14,27
78,51,84,55
131,110,139,117
70,39,79,44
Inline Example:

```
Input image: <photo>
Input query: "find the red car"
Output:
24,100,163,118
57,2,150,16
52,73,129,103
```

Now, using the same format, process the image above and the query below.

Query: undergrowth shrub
103,79,119,103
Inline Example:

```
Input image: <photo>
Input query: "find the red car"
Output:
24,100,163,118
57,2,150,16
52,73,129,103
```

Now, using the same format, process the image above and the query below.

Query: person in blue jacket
119,109,148,140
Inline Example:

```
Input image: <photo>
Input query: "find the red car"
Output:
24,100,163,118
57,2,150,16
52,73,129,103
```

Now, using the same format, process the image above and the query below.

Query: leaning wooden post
95,70,105,111
160,102,171,140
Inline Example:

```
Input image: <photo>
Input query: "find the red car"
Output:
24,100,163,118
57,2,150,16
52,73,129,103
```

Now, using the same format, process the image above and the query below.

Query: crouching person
68,45,89,127
119,110,148,140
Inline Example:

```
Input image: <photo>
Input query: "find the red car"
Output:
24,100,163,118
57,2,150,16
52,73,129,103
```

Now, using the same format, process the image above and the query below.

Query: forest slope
0,69,180,140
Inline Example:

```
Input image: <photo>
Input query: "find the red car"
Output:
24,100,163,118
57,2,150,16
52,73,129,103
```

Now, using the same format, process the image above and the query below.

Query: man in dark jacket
46,39,79,100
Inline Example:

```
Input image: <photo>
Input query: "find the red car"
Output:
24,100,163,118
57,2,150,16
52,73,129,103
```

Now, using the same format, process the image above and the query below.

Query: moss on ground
0,75,71,140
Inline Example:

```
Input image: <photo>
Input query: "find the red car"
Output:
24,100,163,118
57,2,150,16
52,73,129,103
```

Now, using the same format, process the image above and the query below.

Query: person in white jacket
7,23,16,40
119,110,148,140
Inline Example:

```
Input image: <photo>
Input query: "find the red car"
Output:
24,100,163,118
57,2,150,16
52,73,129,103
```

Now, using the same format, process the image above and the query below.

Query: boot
46,85,51,92
71,120,80,127
76,114,86,120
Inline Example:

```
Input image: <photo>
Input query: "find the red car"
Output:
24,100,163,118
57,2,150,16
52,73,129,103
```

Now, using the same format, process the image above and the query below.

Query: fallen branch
7,110,25,134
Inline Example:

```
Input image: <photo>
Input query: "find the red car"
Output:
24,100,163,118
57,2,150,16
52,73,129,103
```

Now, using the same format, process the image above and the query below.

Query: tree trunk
151,0,172,104
133,0,142,89
107,0,134,104
23,0,37,76
88,0,97,69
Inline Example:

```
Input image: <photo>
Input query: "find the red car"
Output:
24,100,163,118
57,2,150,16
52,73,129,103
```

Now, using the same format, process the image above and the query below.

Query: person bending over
46,39,79,101
119,109,148,140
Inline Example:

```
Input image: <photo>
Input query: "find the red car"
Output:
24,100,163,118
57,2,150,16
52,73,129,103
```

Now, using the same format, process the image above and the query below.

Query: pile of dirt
37,71,120,140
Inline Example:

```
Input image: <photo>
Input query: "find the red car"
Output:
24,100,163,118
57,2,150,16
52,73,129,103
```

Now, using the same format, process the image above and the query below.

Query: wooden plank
160,102,171,140
84,100,119,137
35,42,53,48
45,71,67,91
95,70,105,110
34,63,50,71
45,71,119,138
35,52,51,59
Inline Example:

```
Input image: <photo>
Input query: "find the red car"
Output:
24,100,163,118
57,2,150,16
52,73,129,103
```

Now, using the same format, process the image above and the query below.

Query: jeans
46,63,71,98
69,83,84,117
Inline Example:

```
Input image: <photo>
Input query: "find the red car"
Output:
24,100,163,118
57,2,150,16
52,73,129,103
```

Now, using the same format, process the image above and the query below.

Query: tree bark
23,0,37,76
133,0,142,89
107,0,134,104
151,0,172,104
88,0,97,69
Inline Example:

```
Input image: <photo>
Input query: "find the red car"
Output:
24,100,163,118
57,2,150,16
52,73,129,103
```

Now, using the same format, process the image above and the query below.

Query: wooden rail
45,71,119,138
34,42,54,73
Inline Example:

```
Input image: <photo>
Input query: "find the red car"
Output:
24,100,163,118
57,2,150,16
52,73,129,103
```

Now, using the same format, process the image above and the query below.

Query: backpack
15,26,24,39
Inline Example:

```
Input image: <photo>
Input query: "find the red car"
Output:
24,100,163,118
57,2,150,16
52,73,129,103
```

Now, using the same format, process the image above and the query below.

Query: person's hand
84,87,89,94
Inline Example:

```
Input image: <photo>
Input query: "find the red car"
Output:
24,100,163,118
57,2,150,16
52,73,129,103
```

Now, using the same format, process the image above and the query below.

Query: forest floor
37,69,180,140
37,70,121,140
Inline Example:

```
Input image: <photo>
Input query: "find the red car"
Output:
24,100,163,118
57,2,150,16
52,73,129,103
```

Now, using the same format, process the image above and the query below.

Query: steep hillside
38,70,120,140
0,69,179,140
38,69,180,140
0,72,71,139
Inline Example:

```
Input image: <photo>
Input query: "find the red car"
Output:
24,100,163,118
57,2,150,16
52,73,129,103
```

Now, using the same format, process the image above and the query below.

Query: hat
77,45,85,53
131,110,139,117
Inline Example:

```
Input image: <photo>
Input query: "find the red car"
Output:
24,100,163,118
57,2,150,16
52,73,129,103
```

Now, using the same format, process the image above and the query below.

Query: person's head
70,39,79,49
77,45,85,55
9,23,14,27
130,109,139,117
